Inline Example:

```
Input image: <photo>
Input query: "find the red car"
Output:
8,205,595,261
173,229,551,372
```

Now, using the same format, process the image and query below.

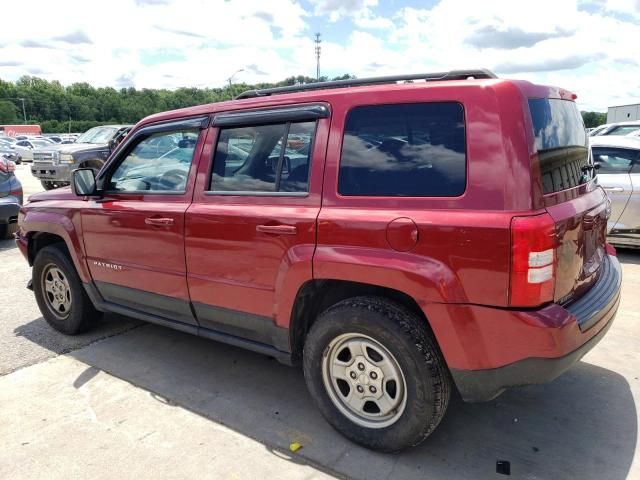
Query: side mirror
108,139,117,151
72,168,97,196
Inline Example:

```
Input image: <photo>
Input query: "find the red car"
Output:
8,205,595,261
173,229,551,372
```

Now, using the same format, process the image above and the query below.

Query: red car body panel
16,77,621,402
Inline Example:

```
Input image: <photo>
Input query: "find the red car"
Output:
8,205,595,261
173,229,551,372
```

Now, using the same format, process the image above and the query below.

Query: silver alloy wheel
42,264,72,319
321,333,407,429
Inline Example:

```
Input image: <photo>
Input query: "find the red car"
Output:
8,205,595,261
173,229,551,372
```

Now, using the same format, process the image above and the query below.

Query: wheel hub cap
322,333,407,429
42,265,72,319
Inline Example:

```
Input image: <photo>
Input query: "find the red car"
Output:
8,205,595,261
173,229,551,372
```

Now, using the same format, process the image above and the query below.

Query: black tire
0,222,18,239
33,244,102,334
303,296,451,452
41,181,56,191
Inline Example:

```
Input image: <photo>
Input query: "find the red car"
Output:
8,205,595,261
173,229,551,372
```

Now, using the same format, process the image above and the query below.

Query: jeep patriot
16,70,622,452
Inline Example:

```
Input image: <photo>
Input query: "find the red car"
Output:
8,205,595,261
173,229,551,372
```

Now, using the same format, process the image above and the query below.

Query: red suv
17,70,622,452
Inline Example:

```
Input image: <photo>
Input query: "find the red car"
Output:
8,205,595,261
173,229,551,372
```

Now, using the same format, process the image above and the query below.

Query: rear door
185,104,329,349
592,146,636,231
615,159,640,242
528,98,608,304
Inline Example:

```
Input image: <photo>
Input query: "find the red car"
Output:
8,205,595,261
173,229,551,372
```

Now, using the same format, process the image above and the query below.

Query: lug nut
350,371,357,379
369,386,377,394
357,363,365,371
370,372,377,380
356,385,364,393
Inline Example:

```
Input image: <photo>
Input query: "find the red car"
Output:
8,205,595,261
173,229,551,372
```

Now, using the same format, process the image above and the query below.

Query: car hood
36,142,106,154
28,186,76,203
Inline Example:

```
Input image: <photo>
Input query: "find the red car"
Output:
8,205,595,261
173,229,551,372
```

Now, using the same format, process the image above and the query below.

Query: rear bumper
0,199,20,223
437,254,622,402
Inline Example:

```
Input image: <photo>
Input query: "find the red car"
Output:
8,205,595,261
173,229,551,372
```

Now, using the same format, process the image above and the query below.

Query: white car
12,138,54,162
592,136,640,248
590,120,640,137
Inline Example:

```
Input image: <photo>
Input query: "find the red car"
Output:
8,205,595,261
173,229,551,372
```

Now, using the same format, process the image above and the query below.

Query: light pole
18,98,27,123
227,69,244,87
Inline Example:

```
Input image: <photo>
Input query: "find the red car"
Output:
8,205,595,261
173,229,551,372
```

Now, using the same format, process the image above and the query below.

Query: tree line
0,74,607,132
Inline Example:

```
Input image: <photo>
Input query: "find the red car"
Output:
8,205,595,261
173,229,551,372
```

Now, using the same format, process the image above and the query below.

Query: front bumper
0,198,20,224
31,163,73,181
440,254,622,402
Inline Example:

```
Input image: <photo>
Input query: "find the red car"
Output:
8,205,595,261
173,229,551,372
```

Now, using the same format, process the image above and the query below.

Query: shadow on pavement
0,238,16,251
59,323,636,480
617,248,640,265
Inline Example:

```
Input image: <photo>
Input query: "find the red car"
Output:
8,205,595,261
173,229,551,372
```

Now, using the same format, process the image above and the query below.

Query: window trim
212,104,329,128
336,101,468,198
206,119,318,197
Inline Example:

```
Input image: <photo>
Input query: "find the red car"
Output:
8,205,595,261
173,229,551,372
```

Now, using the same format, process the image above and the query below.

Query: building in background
607,103,640,123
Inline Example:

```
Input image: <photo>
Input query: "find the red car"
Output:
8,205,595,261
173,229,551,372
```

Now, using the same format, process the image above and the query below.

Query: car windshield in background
606,126,640,136
76,127,118,144
528,98,589,194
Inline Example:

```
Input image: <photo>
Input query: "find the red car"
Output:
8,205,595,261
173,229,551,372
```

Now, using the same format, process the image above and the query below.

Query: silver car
592,136,640,247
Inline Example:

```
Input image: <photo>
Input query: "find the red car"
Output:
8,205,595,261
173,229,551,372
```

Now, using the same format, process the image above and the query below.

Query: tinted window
108,129,198,192
338,103,466,197
529,98,589,194
210,121,315,193
592,147,637,173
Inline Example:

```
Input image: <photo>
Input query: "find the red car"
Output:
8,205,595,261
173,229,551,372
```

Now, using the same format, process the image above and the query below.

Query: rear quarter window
528,98,589,194
338,102,466,197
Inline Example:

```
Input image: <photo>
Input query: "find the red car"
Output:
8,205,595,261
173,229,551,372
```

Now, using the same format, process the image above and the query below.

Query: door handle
256,224,297,235
145,217,175,227
603,187,624,192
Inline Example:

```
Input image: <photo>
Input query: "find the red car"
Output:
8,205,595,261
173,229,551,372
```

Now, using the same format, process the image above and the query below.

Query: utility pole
18,98,27,123
315,33,322,81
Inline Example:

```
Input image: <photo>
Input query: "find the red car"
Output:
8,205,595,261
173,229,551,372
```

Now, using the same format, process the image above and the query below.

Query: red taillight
0,159,15,173
510,213,557,307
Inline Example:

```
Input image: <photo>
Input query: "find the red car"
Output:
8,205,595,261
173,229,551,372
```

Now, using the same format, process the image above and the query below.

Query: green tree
0,100,18,123
581,111,607,128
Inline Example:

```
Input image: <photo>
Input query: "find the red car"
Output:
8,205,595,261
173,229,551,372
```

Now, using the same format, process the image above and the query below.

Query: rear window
338,103,466,197
528,98,589,194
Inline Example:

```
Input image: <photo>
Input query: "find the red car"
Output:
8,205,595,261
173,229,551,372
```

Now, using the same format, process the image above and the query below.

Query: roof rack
235,69,497,100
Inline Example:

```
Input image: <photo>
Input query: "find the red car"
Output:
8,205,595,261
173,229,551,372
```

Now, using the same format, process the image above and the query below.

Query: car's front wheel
303,296,451,452
33,244,102,334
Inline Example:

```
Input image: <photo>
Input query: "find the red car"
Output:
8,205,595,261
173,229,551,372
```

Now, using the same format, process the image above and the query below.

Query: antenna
314,33,321,81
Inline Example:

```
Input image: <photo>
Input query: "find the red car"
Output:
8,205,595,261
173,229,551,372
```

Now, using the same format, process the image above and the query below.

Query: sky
0,0,639,111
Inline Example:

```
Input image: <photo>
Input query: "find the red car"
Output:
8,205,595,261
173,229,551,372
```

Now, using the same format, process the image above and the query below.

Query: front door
185,105,330,349
81,122,205,326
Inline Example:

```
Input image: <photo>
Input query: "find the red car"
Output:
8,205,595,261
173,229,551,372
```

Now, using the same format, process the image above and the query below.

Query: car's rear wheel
0,222,18,239
33,244,102,334
303,296,451,452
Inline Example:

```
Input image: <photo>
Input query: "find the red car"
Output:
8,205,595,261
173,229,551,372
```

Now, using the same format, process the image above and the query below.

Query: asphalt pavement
1,162,639,480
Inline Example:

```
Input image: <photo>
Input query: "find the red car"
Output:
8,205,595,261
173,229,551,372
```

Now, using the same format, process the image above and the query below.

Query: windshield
76,126,118,144
32,140,53,147
605,125,640,136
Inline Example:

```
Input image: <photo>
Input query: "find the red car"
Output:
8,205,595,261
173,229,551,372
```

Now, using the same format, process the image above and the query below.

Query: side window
209,121,315,193
593,147,636,174
338,103,466,197
108,129,199,193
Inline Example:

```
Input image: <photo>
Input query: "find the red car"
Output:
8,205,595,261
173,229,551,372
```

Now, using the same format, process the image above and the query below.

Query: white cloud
0,0,638,111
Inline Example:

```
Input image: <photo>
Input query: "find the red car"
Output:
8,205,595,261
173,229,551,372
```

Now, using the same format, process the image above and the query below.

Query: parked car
0,157,22,239
31,125,131,190
17,70,621,452
590,120,640,137
13,138,55,162
592,136,640,247
0,144,22,164
0,135,17,145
